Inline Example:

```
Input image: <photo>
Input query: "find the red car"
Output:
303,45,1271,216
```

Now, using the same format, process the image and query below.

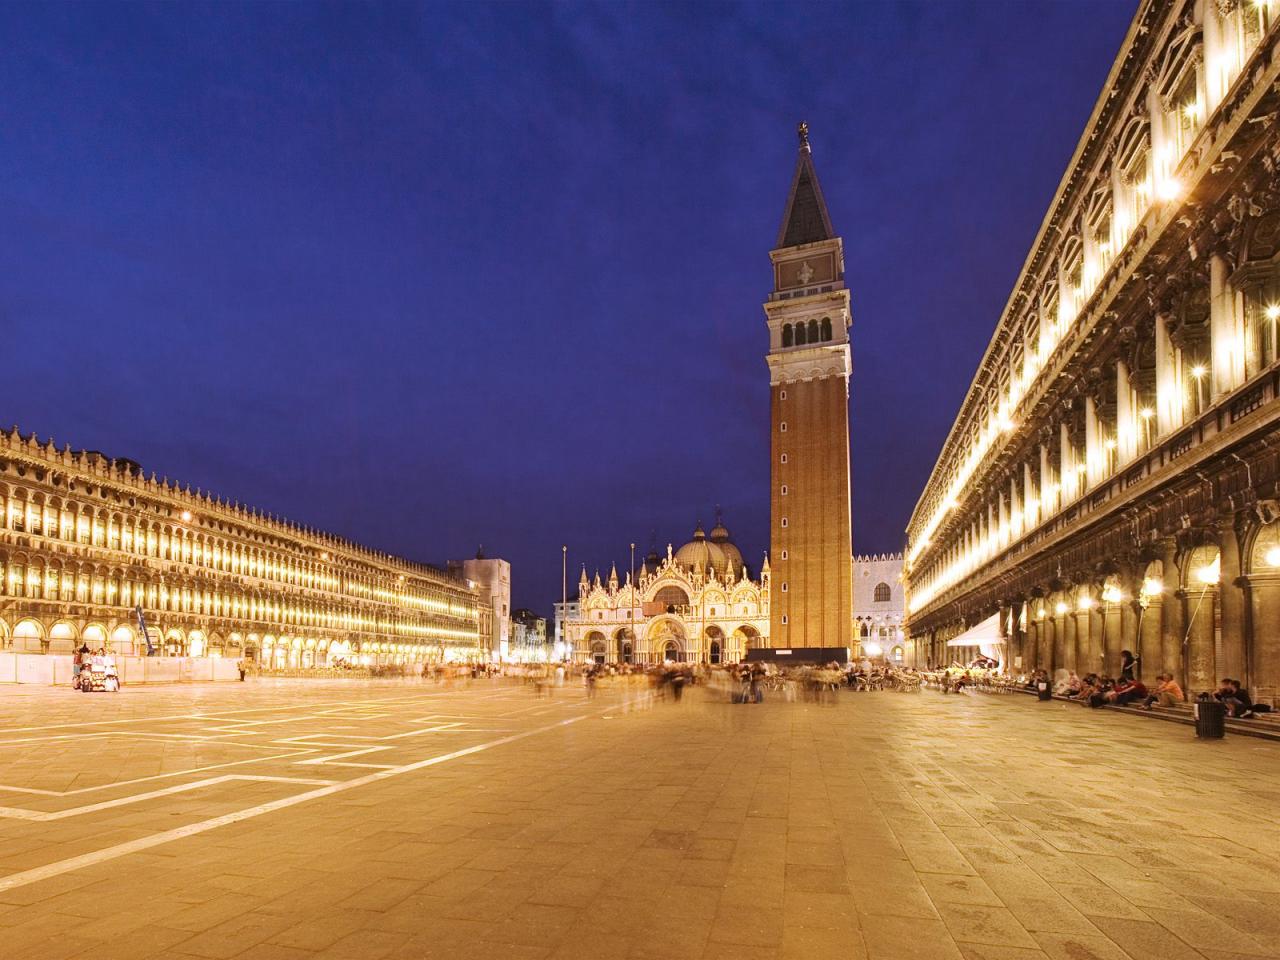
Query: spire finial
797,121,810,152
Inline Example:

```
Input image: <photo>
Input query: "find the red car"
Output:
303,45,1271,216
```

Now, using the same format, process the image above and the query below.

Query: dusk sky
2,1,1135,614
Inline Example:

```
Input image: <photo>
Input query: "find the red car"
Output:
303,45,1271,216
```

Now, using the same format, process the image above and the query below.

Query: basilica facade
565,519,769,664
904,0,1280,704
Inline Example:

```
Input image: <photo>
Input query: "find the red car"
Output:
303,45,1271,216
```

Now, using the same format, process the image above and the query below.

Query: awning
946,613,1004,647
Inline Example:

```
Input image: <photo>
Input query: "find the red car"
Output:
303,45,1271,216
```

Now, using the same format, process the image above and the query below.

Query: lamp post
561,544,567,663
629,542,635,665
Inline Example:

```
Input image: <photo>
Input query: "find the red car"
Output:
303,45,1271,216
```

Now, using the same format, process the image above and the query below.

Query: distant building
510,608,547,661
448,548,509,660
0,428,482,665
852,553,905,663
564,517,769,665
552,600,578,659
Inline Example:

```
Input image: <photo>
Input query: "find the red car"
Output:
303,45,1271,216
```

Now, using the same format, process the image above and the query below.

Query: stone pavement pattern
0,679,1278,960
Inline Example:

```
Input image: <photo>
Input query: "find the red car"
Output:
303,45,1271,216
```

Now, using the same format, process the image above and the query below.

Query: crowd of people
1017,655,1270,718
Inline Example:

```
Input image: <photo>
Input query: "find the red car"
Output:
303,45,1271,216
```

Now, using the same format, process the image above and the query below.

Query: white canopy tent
945,613,1005,668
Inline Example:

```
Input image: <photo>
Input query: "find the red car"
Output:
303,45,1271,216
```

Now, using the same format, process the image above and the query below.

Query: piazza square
2,678,1280,960
6,0,1280,957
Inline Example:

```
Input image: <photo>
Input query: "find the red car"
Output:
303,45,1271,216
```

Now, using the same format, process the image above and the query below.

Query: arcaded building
0,428,481,665
904,0,1280,703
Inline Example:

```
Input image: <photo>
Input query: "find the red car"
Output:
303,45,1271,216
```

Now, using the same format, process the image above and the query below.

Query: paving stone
0,681,1278,960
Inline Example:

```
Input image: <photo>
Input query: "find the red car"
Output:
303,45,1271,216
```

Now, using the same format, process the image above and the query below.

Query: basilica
565,518,769,665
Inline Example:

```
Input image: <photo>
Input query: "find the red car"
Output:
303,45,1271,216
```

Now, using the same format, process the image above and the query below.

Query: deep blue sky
2,1,1135,614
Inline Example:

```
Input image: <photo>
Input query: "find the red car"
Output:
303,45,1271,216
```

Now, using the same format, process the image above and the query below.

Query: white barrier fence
0,653,242,686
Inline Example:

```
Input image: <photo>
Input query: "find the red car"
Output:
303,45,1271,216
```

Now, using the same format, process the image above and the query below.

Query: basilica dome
674,518,744,578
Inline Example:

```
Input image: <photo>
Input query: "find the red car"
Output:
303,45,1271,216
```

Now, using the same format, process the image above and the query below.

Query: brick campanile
765,123,853,650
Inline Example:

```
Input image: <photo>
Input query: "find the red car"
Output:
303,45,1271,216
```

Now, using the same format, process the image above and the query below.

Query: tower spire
776,121,834,249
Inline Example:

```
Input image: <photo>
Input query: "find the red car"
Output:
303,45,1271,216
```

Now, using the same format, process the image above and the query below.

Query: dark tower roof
776,122,835,249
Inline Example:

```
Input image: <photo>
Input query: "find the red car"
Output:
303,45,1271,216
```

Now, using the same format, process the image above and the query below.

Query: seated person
1143,674,1184,709
1108,677,1147,706
1054,671,1081,697
1215,678,1254,718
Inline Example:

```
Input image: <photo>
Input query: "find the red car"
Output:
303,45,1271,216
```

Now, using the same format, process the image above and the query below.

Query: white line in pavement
0,711,594,894
0,748,317,797
0,774,339,821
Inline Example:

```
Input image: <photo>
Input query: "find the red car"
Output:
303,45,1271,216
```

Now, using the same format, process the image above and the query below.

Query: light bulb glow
1078,597,1094,611
1266,304,1280,321
1190,365,1207,379
1141,577,1163,597
1196,556,1221,585
1054,601,1068,616
1266,547,1280,568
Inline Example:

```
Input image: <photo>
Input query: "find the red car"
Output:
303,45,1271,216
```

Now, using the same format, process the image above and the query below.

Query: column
1085,395,1101,488
1184,580,1218,697
1138,590,1162,682
1040,442,1055,516
1086,593,1104,675
1210,253,1241,398
1103,598,1123,679
1246,574,1280,705
1060,422,1077,503
1219,524,1247,685
1120,588,1140,678
1044,609,1054,675
1158,540,1184,680
1054,601,1069,678
1156,312,1179,436
1117,359,1137,464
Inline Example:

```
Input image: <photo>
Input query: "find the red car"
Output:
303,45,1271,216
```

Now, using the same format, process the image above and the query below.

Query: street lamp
561,544,568,663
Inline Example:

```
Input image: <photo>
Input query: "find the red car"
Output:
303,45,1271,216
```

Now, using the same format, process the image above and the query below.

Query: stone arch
82,623,108,649
585,630,607,664
651,585,689,611
1247,519,1280,575
612,626,635,664
1183,544,1221,590
646,617,686,662
13,618,44,642
110,624,136,653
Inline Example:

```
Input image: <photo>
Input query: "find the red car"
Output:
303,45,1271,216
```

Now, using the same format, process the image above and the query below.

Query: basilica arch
645,616,686,663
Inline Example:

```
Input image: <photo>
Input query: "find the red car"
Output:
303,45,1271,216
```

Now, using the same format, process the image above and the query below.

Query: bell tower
765,123,853,650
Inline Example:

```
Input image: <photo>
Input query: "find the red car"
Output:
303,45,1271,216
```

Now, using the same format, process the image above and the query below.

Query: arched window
795,323,806,346
821,317,832,341
873,582,891,602
782,324,793,348
808,319,819,342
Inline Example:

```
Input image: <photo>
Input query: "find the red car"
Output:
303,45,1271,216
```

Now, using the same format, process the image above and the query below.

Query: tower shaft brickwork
765,125,853,649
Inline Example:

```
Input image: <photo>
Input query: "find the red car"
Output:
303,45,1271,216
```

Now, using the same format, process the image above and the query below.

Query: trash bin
1194,695,1226,739
1036,681,1051,702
